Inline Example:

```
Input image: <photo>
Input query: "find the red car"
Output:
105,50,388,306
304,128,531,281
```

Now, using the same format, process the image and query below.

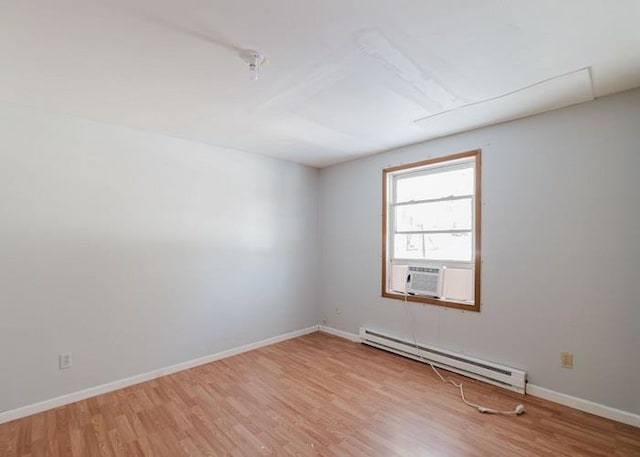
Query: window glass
395,167,473,203
393,232,472,262
395,199,472,232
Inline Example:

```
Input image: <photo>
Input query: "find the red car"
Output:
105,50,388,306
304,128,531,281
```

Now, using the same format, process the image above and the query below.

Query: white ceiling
2,1,640,167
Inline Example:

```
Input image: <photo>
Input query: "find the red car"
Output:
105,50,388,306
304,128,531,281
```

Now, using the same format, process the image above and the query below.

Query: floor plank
1,332,638,456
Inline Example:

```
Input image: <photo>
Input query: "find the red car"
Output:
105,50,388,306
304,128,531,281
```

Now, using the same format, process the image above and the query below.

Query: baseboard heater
359,327,526,394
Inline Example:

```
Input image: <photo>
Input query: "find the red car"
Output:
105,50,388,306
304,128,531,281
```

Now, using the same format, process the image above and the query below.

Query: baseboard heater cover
359,327,526,394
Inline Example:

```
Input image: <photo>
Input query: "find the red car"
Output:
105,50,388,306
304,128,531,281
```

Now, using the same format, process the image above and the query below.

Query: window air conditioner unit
407,266,443,298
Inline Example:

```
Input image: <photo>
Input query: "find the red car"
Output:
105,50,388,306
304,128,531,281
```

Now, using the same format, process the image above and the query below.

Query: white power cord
403,293,525,416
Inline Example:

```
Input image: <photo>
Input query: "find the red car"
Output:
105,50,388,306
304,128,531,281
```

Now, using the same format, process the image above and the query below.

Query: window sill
382,291,480,312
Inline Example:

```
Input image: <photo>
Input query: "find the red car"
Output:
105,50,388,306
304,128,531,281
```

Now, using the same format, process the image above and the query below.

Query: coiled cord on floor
403,292,525,416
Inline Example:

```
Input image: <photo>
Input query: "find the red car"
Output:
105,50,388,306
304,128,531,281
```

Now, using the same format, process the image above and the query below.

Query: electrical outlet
59,352,72,370
560,352,573,369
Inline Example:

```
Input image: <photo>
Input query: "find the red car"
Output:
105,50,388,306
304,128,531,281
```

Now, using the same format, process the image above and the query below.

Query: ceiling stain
354,28,464,114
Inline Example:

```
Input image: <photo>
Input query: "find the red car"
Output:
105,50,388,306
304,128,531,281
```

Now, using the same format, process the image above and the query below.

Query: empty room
1,1,639,456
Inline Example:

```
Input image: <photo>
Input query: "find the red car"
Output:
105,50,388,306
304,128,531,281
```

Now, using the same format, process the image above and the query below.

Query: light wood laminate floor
1,332,639,456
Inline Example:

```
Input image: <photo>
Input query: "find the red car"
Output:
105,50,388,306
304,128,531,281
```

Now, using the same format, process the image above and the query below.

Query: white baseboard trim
5,325,638,429
318,325,360,342
0,325,319,425
318,325,640,428
526,384,640,428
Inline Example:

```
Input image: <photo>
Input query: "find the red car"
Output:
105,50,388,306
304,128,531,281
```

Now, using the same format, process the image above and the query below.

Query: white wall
318,88,640,415
0,103,319,412
2,89,639,418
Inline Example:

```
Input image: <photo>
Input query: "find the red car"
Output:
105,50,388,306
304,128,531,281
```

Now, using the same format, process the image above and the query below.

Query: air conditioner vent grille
409,267,440,274
407,265,443,297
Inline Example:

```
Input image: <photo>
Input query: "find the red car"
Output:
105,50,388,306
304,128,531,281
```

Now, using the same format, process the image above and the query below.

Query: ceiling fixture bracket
240,50,266,81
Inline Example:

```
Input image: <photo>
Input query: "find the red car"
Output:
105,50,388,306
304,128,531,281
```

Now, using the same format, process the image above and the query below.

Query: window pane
393,233,472,261
395,167,473,203
395,199,472,232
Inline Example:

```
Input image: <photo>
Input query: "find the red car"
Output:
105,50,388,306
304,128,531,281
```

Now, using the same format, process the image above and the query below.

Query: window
382,150,481,311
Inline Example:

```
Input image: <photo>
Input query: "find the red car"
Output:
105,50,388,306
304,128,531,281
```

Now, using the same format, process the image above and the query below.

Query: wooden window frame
381,149,481,312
